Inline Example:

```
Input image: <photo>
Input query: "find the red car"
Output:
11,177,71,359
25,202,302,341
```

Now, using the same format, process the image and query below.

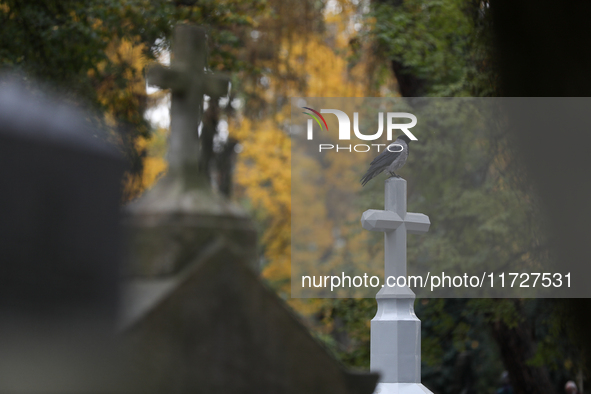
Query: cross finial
361,177,429,280
361,177,433,393
147,24,229,188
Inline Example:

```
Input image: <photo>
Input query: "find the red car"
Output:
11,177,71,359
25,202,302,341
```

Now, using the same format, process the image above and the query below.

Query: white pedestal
371,287,433,394
374,383,433,394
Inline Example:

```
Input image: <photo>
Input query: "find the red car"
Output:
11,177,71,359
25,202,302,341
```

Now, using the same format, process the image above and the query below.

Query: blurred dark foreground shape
492,1,591,381
0,77,128,392
0,28,378,392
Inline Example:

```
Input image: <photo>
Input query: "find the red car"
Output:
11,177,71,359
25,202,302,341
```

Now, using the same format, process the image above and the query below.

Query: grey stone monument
122,237,379,394
122,24,379,394
361,177,432,394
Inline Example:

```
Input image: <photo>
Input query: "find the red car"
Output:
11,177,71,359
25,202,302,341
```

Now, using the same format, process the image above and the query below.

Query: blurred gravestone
122,24,378,394
0,77,128,392
122,238,378,393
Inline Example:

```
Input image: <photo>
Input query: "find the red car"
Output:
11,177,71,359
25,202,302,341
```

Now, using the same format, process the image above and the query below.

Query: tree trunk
490,304,554,394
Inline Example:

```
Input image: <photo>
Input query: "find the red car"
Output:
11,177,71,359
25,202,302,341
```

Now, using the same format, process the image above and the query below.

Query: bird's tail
360,168,380,187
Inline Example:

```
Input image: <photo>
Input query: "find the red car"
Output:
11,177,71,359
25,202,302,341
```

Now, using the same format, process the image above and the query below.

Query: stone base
124,173,257,276
374,383,433,394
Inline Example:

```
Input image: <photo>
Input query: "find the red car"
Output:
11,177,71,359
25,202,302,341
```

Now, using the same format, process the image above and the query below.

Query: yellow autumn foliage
90,36,168,198
231,3,389,308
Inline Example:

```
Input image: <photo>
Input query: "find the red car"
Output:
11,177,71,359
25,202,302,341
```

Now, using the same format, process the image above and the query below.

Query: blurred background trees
0,1,586,393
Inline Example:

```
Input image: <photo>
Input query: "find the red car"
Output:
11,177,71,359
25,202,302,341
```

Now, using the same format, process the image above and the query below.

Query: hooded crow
360,135,411,186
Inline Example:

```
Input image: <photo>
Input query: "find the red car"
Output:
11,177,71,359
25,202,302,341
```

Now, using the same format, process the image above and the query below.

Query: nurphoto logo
302,107,418,153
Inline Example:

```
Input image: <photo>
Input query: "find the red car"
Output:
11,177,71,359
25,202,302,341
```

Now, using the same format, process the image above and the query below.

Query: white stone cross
147,24,229,188
361,177,432,394
361,178,430,279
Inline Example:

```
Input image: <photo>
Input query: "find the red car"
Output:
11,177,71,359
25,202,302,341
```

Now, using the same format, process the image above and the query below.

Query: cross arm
405,213,430,234
146,65,189,93
361,209,403,232
361,210,430,234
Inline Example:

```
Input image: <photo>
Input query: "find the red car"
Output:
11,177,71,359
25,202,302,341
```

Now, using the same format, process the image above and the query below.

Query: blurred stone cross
126,24,255,277
147,24,229,188
361,177,432,394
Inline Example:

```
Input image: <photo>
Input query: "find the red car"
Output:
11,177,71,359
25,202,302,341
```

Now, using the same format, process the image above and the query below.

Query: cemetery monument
361,177,432,394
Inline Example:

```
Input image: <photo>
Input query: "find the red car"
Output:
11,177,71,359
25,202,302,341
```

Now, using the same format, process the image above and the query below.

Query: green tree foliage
0,1,163,92
369,0,497,97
